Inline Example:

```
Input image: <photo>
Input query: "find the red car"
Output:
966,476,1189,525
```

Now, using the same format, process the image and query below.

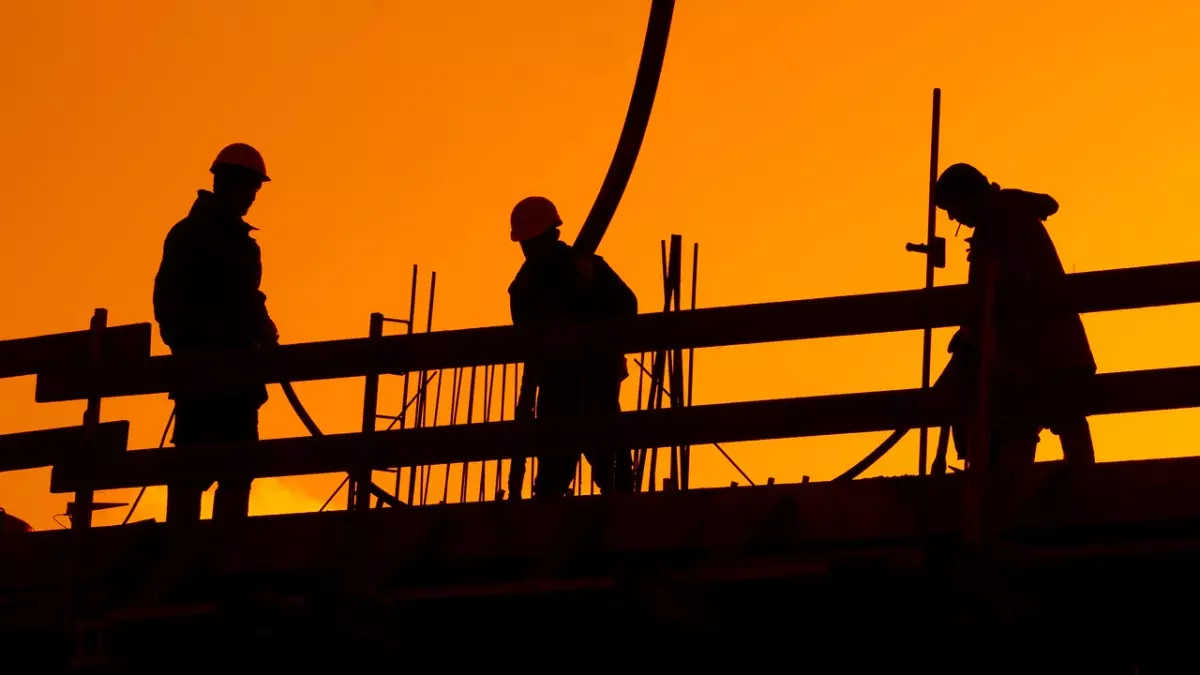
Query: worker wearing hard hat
933,163,1096,473
506,197,638,499
153,143,279,522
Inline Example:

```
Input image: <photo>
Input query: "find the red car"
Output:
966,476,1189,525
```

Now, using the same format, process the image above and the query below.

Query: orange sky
3,1,1200,530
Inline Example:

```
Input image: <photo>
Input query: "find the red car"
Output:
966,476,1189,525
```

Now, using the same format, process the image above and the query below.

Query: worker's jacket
509,241,638,417
956,188,1096,379
153,190,272,407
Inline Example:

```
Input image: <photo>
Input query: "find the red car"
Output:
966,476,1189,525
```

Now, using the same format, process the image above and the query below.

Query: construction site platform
4,456,1200,673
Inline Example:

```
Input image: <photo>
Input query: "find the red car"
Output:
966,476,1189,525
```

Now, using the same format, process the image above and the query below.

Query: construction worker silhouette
934,163,1096,472
153,143,279,521
506,197,638,498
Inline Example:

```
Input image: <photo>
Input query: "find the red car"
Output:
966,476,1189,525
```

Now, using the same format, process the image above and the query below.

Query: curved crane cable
282,380,323,437
285,1,674,440
834,428,909,482
122,406,175,525
573,0,675,256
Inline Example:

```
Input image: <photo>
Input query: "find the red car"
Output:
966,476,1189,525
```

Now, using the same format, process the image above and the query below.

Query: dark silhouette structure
152,143,278,521
9,257,1200,672
507,197,638,498
934,163,1096,472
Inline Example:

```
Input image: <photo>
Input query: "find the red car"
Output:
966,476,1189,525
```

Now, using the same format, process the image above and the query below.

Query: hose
572,0,675,256
122,406,175,524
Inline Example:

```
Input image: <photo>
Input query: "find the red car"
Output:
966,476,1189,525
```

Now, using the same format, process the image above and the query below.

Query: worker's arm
152,225,197,351
244,240,278,346
592,257,638,317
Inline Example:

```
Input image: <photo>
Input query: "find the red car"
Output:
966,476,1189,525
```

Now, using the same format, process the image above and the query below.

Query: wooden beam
0,422,130,473
0,323,151,380
51,387,946,492
34,261,1200,403
49,364,1200,493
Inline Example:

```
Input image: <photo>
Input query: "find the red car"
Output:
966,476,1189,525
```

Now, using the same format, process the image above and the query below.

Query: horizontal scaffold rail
0,323,151,380
50,365,1200,493
0,422,130,473
34,261,1200,403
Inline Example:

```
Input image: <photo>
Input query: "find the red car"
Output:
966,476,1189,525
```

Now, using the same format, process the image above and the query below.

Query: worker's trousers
531,380,634,498
167,398,259,523
987,416,1095,472
534,445,634,498
949,370,1097,471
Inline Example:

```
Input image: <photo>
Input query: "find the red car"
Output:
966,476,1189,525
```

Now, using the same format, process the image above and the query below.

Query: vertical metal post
410,271,436,505
668,235,684,490
392,265,418,500
487,365,499,500
645,239,672,492
74,308,107,530
633,351,647,491
683,239,698,489
426,362,444,506
497,363,508,500
442,368,462,504
461,366,477,503
478,365,494,502
351,312,384,511
917,88,943,476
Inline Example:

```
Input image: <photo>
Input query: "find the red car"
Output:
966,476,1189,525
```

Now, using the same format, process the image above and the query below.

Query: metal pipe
634,351,647,491
571,0,675,256
497,363,508,500
478,365,494,502
835,429,909,482
427,365,445,506
442,368,462,504
319,476,349,512
351,312,384,511
685,243,698,489
918,88,942,477
394,265,418,500
645,239,673,491
461,366,477,503
713,442,754,486
667,235,683,490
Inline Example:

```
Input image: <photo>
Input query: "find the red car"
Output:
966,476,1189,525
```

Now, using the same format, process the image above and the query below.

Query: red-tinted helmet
510,196,562,242
211,143,270,182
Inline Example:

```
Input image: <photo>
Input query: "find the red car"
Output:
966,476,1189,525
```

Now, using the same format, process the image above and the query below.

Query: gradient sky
3,1,1200,529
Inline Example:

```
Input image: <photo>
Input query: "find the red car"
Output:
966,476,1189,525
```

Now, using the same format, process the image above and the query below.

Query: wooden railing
6,260,1200,524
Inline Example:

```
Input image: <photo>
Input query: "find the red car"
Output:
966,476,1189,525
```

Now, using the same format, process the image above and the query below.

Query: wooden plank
0,323,151,380
50,387,947,492
0,422,130,473
50,364,1200,493
25,454,1200,584
34,261,1200,403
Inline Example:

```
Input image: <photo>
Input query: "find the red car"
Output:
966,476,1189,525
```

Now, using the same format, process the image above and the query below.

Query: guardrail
6,260,1200,525
33,261,1200,402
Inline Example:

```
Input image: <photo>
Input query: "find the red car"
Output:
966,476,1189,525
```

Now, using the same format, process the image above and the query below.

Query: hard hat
934,163,988,209
211,143,271,182
510,196,562,242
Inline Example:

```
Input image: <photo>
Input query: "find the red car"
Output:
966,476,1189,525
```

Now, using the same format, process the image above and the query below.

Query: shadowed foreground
5,457,1200,673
